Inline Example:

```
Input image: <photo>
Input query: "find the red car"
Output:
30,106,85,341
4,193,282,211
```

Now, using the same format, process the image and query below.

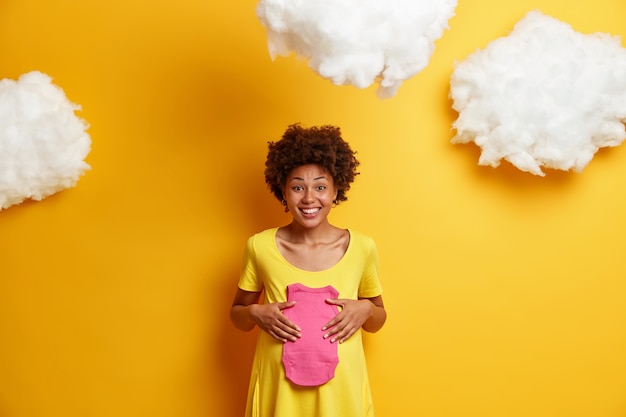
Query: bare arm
230,288,301,342
230,288,263,331
360,295,387,333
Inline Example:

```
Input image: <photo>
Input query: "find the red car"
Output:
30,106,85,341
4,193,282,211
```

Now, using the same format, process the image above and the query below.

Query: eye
292,185,303,191
316,185,326,191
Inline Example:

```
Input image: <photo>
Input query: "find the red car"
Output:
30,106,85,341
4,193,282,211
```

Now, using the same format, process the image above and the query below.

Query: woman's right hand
249,302,301,343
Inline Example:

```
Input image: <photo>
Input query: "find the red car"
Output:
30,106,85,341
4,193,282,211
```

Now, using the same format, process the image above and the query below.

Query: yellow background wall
1,0,625,416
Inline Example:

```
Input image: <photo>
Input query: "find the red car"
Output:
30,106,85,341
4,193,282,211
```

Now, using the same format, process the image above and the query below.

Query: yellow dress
237,228,383,417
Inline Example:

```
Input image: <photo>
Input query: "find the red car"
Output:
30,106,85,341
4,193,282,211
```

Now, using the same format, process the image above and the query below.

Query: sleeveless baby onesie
282,283,340,386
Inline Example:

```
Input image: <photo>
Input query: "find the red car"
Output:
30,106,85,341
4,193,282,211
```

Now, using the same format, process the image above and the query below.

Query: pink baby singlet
282,283,340,387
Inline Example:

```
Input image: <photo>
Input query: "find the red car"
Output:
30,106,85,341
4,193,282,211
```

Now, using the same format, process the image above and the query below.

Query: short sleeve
358,237,383,299
237,235,264,292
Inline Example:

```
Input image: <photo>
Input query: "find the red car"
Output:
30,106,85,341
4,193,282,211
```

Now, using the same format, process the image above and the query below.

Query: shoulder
348,229,375,245
347,229,378,253
247,227,278,243
243,227,278,254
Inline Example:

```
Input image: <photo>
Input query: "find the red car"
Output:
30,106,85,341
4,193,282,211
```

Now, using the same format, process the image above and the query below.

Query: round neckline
272,227,352,273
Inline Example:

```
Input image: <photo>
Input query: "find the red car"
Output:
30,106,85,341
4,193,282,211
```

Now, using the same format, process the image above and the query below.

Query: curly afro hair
264,124,360,205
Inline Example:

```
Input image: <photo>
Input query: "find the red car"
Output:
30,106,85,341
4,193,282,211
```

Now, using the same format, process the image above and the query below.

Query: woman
230,124,386,417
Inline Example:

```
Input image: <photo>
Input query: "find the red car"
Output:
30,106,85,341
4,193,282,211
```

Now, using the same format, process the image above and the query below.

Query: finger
331,323,357,343
269,329,291,343
273,321,299,336
322,312,345,333
277,301,296,310
323,320,345,341
277,314,301,332
325,329,342,343
275,317,301,339
338,327,357,344
322,304,346,331
267,325,287,342
271,324,299,342
321,314,341,331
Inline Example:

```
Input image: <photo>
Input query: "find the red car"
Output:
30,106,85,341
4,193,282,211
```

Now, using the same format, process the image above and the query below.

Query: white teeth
301,208,319,214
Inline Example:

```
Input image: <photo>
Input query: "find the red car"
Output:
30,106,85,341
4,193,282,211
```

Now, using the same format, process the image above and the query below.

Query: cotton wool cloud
0,71,91,210
256,0,457,98
450,10,626,176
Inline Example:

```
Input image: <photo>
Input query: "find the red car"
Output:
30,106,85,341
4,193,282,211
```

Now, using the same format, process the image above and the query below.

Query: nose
303,189,315,203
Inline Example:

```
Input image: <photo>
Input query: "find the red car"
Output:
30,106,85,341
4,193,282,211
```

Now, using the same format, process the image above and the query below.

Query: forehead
287,164,330,180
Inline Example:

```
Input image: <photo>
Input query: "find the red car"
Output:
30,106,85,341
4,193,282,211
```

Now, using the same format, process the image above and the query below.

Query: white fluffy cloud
0,71,91,210
256,0,457,98
450,10,626,176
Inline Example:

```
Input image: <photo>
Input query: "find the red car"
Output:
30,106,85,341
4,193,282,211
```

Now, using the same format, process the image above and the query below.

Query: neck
283,221,336,243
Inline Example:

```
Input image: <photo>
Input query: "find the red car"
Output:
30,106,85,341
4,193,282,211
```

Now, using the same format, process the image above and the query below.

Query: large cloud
0,71,91,210
450,10,626,176
256,0,457,98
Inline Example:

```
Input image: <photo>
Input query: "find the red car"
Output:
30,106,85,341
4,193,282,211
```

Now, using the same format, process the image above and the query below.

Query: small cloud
0,71,91,210
256,0,457,98
450,10,626,176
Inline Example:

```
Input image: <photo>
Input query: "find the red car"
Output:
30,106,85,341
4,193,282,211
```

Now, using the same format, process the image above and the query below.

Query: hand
322,299,373,344
249,301,301,343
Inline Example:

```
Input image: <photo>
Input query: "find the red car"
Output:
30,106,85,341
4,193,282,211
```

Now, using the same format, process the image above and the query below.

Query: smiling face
283,164,338,230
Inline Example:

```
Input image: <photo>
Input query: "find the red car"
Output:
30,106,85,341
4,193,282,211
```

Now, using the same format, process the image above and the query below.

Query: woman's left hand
322,299,373,343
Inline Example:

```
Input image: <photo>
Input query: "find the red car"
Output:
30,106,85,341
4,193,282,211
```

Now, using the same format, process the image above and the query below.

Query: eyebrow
290,176,328,181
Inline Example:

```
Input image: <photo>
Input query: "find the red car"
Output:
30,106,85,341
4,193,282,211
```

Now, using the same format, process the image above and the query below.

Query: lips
300,207,321,215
